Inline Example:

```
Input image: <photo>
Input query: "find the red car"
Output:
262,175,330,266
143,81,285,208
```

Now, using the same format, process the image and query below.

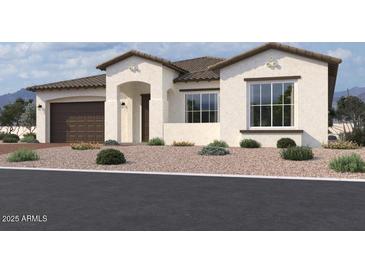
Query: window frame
184,91,220,123
248,80,296,129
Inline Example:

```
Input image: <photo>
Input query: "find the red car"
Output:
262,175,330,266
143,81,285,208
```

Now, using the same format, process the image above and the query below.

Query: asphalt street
0,169,364,230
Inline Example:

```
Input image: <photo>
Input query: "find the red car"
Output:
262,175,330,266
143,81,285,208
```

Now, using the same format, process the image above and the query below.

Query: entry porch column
104,84,121,142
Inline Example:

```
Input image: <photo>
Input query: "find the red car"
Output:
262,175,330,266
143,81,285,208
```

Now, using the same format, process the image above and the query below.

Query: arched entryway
118,81,151,143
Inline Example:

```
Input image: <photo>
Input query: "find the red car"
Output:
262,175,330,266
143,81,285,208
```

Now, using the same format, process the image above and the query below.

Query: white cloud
0,64,17,77
327,48,353,60
19,72,29,79
0,44,11,57
31,70,50,78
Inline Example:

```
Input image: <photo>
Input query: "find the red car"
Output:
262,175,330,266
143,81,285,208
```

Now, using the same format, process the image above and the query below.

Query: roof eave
208,42,342,70
26,85,106,92
96,50,187,73
173,77,220,83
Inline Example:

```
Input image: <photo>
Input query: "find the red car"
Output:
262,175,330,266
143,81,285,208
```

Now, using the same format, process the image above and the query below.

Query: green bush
329,154,365,173
7,149,39,162
199,146,229,156
23,132,36,139
147,137,165,146
71,142,100,150
96,149,126,165
323,140,359,149
104,139,120,146
345,129,365,146
280,146,313,161
172,141,195,146
20,135,36,143
0,132,6,140
240,139,261,148
2,134,19,143
207,140,229,148
277,138,296,148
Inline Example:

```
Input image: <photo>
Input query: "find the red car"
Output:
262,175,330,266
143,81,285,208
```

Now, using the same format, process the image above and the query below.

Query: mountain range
0,89,36,108
0,86,364,109
332,87,365,107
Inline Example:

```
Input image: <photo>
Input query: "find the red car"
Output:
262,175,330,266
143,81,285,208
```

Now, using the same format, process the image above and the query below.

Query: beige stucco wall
168,81,220,123
36,88,105,143
34,50,330,147
241,132,303,147
105,56,178,142
164,123,220,145
220,49,328,147
119,81,150,142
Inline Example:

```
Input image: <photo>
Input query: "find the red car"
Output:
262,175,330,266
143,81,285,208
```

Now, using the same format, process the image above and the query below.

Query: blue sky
0,42,363,95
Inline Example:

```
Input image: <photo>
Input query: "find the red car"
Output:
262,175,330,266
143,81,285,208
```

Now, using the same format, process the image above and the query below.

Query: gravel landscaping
1,145,365,179
0,143,67,155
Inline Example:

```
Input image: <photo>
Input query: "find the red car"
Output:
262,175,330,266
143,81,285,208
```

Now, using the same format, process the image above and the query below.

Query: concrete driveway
0,169,365,230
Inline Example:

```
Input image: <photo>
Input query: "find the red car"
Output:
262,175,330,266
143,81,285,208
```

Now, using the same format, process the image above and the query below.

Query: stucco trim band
244,76,301,82
240,129,304,133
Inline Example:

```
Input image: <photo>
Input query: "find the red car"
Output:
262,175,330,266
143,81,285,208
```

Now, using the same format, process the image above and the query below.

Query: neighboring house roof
96,50,187,73
27,74,106,91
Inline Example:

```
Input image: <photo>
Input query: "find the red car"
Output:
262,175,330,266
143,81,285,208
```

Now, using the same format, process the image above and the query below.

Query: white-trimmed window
250,82,294,127
185,92,219,123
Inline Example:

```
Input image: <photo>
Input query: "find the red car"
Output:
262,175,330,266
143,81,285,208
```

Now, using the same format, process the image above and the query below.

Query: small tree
19,103,36,133
336,96,365,131
0,98,31,133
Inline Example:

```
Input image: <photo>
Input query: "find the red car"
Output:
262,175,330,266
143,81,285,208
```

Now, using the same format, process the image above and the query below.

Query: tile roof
27,43,341,92
172,56,223,82
27,74,106,91
172,56,225,72
209,42,342,70
96,50,187,73
173,70,220,82
27,56,224,91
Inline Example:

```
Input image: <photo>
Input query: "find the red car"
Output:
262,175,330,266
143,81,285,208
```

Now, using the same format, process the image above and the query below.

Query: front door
141,94,150,142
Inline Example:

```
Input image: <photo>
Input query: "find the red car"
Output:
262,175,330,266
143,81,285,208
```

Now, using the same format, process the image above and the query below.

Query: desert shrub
172,141,195,146
71,142,100,150
104,139,120,146
20,135,36,143
207,140,229,148
2,134,19,143
329,154,365,173
0,132,6,140
23,132,36,139
96,149,126,165
280,146,313,161
240,139,261,148
199,146,229,156
323,140,359,149
277,138,296,148
147,137,165,146
345,129,365,146
7,149,39,162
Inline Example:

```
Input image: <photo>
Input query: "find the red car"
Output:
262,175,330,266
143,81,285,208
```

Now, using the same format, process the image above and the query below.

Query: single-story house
27,42,341,147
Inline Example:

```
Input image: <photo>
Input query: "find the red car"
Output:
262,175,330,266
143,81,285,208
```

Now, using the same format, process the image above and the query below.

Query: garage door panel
50,102,105,143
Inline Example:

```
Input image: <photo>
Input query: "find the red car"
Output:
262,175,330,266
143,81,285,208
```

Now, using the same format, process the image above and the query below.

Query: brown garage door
50,102,104,143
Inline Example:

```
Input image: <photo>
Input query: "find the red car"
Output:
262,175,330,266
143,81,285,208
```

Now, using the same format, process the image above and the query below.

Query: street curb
0,166,364,182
